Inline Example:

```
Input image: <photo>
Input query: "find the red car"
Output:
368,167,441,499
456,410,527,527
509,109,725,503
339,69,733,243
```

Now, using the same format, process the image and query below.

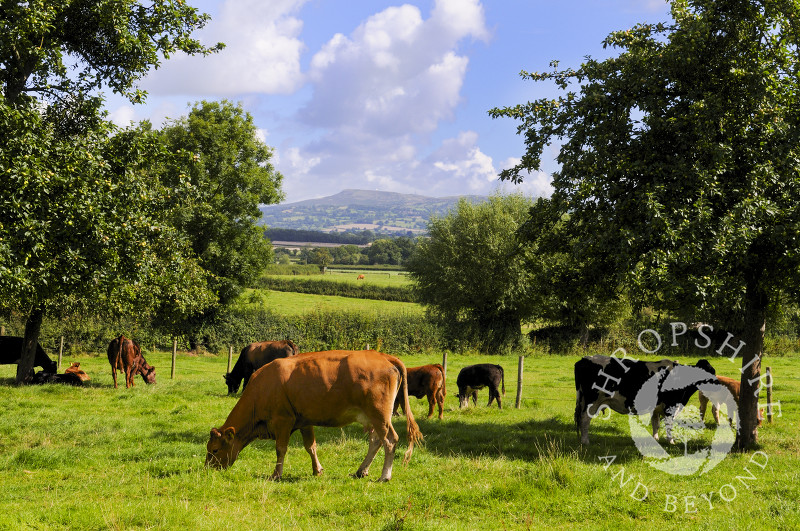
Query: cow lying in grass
206,350,423,482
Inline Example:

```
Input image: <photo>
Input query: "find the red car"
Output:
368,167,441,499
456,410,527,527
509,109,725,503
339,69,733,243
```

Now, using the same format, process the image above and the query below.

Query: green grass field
1,349,797,530
236,288,424,316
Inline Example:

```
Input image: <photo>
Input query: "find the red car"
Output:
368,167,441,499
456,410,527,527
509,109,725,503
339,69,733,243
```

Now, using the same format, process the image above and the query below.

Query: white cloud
300,0,488,136
142,0,309,96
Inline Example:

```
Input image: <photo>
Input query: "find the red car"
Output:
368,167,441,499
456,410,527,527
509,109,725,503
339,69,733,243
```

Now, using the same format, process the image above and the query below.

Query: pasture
235,288,424,316
1,349,798,529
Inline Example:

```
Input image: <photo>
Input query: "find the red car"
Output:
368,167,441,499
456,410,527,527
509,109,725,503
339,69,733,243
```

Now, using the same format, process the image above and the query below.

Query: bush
256,276,415,302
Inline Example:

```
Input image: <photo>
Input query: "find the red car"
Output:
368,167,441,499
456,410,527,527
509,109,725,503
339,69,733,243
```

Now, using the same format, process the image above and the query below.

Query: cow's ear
223,427,236,441
210,428,221,439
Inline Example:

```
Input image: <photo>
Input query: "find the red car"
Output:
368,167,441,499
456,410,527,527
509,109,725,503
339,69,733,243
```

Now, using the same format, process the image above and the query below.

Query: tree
367,239,402,265
158,100,284,310
0,0,222,104
407,194,537,352
519,198,627,345
490,0,800,448
310,248,333,271
0,1,220,382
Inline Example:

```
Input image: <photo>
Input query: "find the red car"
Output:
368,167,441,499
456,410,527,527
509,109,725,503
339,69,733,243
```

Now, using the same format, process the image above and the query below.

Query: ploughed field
1,350,798,529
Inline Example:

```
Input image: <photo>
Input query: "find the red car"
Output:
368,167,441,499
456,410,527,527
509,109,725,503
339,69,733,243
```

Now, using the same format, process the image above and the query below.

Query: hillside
259,189,485,235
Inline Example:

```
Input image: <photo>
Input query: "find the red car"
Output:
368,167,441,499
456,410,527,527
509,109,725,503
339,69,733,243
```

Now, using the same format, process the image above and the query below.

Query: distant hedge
256,276,416,302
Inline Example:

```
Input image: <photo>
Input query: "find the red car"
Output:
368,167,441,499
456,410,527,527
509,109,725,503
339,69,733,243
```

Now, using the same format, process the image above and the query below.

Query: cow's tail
500,365,505,396
390,358,423,464
433,363,446,397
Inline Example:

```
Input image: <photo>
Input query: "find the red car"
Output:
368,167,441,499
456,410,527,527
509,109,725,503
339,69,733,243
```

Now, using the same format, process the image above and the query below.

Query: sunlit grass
0,350,797,529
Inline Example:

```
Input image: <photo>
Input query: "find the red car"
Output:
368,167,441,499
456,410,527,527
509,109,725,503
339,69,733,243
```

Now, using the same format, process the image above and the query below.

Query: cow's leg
354,428,382,479
471,390,478,406
125,364,135,388
712,403,721,425
579,410,591,446
111,365,118,389
300,426,323,476
698,393,709,422
270,427,292,481
651,411,660,441
436,387,444,419
425,390,436,418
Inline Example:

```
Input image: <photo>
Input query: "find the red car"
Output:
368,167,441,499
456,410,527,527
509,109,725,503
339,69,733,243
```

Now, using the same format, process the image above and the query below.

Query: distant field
313,270,412,287
237,288,423,316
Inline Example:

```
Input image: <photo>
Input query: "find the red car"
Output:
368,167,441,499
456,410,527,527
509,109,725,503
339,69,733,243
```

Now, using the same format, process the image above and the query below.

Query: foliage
158,100,284,308
0,0,221,104
0,0,221,382
408,194,537,352
490,0,800,447
0,101,213,344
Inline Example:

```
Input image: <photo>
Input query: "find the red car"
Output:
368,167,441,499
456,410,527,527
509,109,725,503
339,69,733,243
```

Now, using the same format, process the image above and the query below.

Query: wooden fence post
227,345,234,374
442,351,448,379
515,356,524,409
0,325,5,336
766,366,773,423
58,336,64,371
171,338,177,379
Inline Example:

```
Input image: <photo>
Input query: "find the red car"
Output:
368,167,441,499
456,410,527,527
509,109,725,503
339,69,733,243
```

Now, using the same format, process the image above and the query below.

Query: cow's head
206,427,239,469
224,373,241,395
694,359,716,376
140,362,156,385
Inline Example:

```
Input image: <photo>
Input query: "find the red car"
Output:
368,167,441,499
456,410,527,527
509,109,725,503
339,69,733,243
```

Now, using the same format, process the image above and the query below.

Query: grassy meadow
1,347,798,530
235,288,423,316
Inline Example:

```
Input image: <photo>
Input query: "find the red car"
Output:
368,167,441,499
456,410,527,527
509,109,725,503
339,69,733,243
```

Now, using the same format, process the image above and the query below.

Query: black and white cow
456,363,505,409
574,354,716,445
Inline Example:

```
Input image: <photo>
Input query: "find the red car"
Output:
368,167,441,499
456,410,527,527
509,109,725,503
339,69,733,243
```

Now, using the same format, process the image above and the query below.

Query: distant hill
259,189,486,235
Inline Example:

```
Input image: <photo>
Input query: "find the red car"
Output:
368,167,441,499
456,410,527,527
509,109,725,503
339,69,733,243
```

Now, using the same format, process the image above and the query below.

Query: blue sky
104,0,672,203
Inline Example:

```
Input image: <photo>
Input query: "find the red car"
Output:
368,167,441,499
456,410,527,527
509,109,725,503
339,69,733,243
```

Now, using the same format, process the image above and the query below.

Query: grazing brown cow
393,364,446,419
357,274,365,280
107,335,156,389
698,374,763,427
224,339,299,394
206,350,423,482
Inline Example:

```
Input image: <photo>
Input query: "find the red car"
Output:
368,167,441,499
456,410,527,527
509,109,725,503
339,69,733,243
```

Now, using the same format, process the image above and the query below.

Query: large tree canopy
490,0,800,447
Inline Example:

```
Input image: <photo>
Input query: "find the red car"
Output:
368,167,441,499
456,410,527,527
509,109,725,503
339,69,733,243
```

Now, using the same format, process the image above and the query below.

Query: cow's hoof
351,470,368,479
313,468,324,476
377,477,391,483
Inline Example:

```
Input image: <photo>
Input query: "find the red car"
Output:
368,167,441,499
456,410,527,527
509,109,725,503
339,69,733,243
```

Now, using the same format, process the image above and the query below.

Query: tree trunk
16,307,44,384
735,282,767,450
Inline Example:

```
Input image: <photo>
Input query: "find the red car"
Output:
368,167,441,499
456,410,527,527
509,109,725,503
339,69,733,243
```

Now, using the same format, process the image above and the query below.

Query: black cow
0,336,57,373
224,340,299,394
574,354,716,445
456,363,505,409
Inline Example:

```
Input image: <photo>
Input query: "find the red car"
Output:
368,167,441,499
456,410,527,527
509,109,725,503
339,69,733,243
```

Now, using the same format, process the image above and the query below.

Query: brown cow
357,274,365,280
698,374,763,427
206,350,423,482
224,339,299,394
393,364,446,419
107,335,156,389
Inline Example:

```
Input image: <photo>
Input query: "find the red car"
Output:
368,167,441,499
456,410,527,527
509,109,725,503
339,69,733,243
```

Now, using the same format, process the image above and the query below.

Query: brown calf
107,335,156,389
699,374,763,426
393,364,446,419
